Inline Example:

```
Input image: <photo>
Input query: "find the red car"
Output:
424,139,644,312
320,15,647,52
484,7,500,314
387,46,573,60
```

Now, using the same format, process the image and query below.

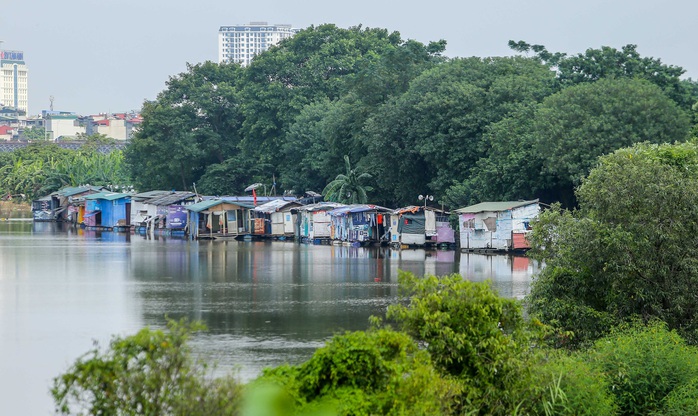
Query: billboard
166,205,187,229
0,50,24,62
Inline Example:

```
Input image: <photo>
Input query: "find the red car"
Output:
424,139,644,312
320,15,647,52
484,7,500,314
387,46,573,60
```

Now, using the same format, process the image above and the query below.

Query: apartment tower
218,22,298,66
0,49,28,114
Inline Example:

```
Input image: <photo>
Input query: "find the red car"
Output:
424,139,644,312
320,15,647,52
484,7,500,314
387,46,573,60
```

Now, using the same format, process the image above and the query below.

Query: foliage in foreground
254,329,462,416
52,273,698,416
588,321,698,416
51,319,241,416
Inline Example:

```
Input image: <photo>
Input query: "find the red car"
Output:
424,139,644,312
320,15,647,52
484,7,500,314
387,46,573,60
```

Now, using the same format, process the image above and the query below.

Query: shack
141,191,198,234
253,198,302,238
455,200,539,251
32,185,105,222
83,192,132,230
327,204,392,246
130,190,172,230
295,202,344,243
186,199,255,239
390,206,455,247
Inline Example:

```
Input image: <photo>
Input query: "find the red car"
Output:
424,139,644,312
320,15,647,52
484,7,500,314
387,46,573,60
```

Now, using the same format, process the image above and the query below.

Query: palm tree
322,155,374,204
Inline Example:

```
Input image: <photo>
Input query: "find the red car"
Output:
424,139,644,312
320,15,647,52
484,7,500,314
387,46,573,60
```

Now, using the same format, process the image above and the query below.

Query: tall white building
218,22,298,67
0,50,28,114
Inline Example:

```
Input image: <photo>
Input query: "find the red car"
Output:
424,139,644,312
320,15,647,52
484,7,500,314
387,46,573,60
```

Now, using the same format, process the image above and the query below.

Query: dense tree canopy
124,26,698,208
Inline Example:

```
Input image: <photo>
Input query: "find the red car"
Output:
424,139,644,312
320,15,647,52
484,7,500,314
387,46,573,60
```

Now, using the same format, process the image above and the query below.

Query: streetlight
418,194,434,209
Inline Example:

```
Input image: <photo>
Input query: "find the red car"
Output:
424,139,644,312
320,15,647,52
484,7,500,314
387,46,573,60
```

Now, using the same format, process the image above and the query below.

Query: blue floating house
83,192,132,230
327,204,392,245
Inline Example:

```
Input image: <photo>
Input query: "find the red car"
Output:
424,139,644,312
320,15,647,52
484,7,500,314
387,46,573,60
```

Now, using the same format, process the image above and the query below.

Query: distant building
0,49,28,115
84,113,142,141
45,112,85,140
218,22,299,66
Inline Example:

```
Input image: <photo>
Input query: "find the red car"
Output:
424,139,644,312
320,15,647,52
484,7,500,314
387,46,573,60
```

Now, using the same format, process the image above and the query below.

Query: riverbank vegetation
0,136,130,201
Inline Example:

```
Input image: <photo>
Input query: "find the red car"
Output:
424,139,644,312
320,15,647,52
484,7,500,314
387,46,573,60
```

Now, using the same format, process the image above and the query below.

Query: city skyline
3,0,697,116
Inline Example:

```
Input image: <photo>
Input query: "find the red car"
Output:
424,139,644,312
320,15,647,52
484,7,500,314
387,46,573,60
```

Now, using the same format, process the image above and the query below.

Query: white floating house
253,199,302,238
455,200,540,251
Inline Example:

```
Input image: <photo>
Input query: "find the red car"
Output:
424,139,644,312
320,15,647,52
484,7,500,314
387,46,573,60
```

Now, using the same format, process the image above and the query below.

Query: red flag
252,189,257,206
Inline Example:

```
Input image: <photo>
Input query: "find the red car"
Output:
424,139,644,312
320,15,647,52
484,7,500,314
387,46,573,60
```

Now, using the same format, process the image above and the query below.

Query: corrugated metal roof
393,205,449,215
145,192,197,206
254,199,301,214
297,202,345,212
454,199,539,214
328,204,392,216
186,199,225,213
84,192,131,201
131,190,172,200
52,185,105,197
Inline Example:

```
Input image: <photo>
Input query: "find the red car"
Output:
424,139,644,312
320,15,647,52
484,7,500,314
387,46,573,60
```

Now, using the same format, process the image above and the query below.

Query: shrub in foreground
51,319,241,416
588,321,698,415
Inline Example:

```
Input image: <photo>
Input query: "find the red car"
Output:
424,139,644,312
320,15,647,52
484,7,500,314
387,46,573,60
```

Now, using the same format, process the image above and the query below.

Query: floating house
327,204,392,246
186,198,256,239
132,191,198,233
32,185,105,222
295,202,344,243
455,200,539,251
31,195,57,221
389,206,456,247
83,192,132,230
253,198,302,238
130,190,172,229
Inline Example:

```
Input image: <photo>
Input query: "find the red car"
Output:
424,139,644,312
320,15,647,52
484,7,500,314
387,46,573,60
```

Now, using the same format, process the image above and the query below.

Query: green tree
509,41,698,111
51,319,241,416
528,141,698,346
20,126,47,141
322,155,374,203
125,61,244,191
363,56,556,207
239,24,444,175
456,77,691,207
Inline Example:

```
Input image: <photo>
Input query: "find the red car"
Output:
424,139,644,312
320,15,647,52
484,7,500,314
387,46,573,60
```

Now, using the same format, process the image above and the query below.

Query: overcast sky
2,0,696,116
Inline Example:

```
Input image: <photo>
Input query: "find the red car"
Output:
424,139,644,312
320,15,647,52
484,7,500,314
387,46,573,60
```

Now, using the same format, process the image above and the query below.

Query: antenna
49,96,54,112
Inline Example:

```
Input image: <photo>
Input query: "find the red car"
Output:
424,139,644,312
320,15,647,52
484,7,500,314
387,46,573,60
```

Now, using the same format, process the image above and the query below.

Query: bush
252,329,463,415
657,377,698,415
529,352,616,416
51,319,241,416
588,321,698,415
386,271,548,414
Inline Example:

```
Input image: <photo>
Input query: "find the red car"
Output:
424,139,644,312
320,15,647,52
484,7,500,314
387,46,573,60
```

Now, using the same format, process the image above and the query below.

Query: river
0,219,539,415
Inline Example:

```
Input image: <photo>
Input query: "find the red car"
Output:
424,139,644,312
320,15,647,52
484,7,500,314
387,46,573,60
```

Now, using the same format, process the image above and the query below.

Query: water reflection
0,222,539,414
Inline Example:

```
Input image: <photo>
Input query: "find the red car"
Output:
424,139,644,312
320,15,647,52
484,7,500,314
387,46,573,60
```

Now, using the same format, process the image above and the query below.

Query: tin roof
84,192,131,201
186,199,226,213
131,190,172,201
52,185,106,197
328,204,392,216
454,199,539,214
186,198,256,212
145,192,197,206
297,202,345,212
254,199,301,213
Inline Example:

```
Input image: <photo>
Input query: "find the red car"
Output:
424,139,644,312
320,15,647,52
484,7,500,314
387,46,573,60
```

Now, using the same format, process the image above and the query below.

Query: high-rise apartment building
0,50,28,114
218,22,298,66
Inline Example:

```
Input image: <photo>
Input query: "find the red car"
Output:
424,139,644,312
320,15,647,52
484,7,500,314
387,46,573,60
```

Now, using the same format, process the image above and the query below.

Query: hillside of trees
125,24,698,208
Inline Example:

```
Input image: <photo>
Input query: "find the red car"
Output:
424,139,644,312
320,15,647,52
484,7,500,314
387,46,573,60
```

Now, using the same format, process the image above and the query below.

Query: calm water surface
0,219,539,415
